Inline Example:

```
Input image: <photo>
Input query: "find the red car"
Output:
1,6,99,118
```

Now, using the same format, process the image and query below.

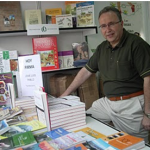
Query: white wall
0,1,149,55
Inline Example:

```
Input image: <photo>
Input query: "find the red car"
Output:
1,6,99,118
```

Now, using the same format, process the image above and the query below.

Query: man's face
99,11,123,47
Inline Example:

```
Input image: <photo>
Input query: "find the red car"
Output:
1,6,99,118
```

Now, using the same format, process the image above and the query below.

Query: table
86,116,150,150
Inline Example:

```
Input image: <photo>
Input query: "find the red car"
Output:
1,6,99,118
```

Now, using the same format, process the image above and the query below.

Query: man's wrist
144,112,150,118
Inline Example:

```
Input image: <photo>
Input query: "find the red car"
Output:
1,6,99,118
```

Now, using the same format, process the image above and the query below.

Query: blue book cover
85,138,119,150
45,127,70,139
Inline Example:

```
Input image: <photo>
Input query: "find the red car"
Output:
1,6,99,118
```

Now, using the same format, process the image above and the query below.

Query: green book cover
12,131,37,147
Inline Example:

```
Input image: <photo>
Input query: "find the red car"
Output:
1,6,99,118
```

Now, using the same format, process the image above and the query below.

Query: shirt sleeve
85,45,100,73
133,39,150,78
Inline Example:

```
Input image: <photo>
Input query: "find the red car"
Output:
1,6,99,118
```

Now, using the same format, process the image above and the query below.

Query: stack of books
48,97,86,131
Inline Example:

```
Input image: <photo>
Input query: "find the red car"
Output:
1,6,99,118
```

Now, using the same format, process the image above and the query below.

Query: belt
108,91,144,101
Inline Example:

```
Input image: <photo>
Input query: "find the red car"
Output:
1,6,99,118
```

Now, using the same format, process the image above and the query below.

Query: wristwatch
145,113,150,118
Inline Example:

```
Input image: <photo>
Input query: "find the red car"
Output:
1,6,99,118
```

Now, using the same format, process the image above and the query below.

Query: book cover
25,9,42,29
65,1,83,15
85,138,119,150
34,90,51,131
0,1,24,31
0,119,10,135
3,120,46,138
0,72,13,108
45,8,62,24
102,131,145,150
75,127,106,139
49,132,86,150
0,131,37,149
13,131,37,148
67,143,88,150
0,51,11,73
76,1,95,27
45,127,70,139
32,37,59,71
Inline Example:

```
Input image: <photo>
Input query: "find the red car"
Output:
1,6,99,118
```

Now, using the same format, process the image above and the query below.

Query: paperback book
0,1,24,31
0,72,13,108
102,131,145,150
0,119,10,135
32,37,59,71
25,9,42,29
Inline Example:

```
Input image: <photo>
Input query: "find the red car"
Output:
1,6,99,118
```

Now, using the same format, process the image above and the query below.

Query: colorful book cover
12,131,37,148
32,37,59,71
45,8,62,24
102,131,145,150
85,138,119,150
75,127,106,139
0,119,10,135
0,72,13,108
0,1,24,31
3,120,46,137
76,1,95,27
45,127,70,139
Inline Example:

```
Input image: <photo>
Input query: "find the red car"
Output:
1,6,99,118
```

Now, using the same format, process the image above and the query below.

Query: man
61,6,150,143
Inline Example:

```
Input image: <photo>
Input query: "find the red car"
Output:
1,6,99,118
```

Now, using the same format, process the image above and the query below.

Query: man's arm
142,75,150,130
60,67,92,97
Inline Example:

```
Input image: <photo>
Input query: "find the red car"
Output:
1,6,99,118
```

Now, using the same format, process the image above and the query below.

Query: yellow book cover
45,8,62,16
2,120,46,138
25,9,42,29
74,127,106,139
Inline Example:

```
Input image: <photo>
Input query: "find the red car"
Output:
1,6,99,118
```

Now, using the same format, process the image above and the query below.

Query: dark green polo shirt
85,29,150,97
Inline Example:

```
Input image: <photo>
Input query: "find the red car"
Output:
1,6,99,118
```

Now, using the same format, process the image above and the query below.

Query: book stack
48,97,86,131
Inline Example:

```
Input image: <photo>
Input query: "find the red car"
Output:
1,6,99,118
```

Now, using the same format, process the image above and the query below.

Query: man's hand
142,115,150,130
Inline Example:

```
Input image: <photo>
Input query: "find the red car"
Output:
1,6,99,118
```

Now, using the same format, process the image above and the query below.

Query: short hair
98,6,122,22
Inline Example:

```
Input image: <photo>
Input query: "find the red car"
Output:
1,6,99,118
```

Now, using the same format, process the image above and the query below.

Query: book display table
86,116,150,150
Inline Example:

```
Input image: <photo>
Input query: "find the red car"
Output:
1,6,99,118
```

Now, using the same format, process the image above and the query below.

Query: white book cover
34,90,51,131
18,54,43,96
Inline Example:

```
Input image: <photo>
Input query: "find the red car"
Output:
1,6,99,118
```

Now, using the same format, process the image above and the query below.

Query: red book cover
32,37,59,71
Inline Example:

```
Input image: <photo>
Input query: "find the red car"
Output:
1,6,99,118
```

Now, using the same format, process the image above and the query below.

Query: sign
27,24,59,35
18,54,43,96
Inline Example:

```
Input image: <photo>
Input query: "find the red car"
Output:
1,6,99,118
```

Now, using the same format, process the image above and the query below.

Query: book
72,42,89,61
75,127,106,139
0,51,11,73
102,131,145,150
6,106,23,119
67,143,88,150
0,119,10,135
18,54,43,96
84,138,119,150
48,132,86,150
65,1,83,15
0,108,10,120
34,90,51,131
45,127,70,139
0,72,13,108
76,1,95,27
25,9,42,29
6,115,27,126
0,2,23,31
15,140,56,150
34,133,52,143
45,8,62,24
3,120,46,137
7,83,16,108
0,131,37,149
32,37,59,71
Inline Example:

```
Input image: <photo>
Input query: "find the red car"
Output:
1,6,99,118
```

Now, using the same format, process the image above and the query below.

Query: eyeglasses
99,21,121,29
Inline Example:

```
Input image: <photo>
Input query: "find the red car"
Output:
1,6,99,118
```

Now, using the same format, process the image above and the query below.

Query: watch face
147,114,150,118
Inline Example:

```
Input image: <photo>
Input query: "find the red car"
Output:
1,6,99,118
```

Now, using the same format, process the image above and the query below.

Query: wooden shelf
0,26,97,37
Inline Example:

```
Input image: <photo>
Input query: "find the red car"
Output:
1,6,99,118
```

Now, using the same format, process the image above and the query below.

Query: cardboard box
49,74,75,97
78,74,99,110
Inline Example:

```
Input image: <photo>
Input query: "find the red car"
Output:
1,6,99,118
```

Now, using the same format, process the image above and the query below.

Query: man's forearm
60,67,92,97
144,76,150,114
